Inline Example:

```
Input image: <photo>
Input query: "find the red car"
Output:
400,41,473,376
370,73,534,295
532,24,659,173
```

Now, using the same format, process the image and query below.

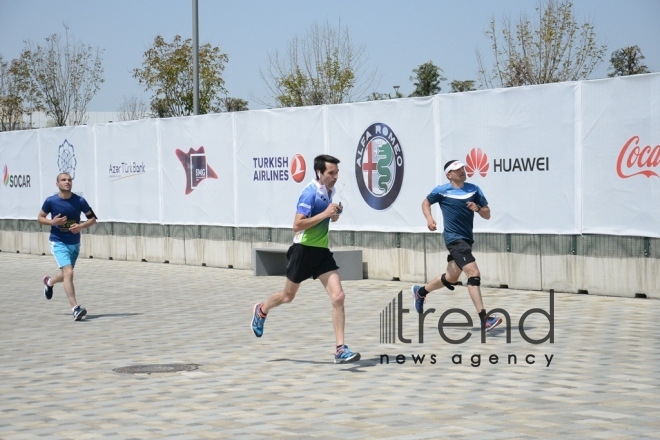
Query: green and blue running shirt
293,180,333,248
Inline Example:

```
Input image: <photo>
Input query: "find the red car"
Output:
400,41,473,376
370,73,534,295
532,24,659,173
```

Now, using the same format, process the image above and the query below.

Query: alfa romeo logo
355,123,404,210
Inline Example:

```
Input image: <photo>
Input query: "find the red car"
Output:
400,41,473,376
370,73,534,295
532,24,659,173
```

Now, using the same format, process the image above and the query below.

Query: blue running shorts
50,241,81,268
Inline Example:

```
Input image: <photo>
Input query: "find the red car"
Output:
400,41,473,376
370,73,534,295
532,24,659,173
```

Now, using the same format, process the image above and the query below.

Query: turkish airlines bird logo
291,154,306,183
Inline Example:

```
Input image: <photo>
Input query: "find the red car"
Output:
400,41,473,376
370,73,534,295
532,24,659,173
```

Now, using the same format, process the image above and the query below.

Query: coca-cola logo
616,136,660,179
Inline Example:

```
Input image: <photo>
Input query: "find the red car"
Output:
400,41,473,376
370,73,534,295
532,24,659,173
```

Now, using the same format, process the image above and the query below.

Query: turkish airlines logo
616,136,660,179
465,148,489,177
291,154,306,183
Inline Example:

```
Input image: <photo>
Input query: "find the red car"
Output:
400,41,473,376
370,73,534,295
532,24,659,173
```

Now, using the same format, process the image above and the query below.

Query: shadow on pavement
82,313,143,320
269,356,381,373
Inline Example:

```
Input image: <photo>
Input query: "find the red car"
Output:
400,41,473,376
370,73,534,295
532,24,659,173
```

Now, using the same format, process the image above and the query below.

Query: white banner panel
581,73,660,238
234,107,324,228
437,83,580,234
160,114,235,225
94,120,160,223
0,130,41,218
1,74,658,235
37,126,97,214
326,97,437,232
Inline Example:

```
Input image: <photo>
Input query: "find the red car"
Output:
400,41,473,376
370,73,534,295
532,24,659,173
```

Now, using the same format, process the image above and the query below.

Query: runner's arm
422,199,437,231
79,210,98,229
292,203,340,232
38,210,67,226
477,205,491,220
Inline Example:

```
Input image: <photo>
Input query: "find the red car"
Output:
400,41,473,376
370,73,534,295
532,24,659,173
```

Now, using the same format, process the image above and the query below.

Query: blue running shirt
41,193,92,245
293,180,333,248
426,182,488,246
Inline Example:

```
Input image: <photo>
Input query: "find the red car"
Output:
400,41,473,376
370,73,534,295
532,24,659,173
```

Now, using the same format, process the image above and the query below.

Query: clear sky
1,0,658,112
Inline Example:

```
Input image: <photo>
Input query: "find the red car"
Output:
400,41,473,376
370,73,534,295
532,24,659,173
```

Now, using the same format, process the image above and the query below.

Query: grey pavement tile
0,252,658,438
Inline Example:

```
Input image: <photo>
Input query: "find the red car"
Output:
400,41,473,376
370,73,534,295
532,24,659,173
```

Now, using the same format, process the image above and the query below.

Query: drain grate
113,363,199,374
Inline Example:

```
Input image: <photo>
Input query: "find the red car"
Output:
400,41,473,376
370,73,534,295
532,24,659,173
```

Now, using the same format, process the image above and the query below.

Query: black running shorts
446,239,476,269
286,243,339,283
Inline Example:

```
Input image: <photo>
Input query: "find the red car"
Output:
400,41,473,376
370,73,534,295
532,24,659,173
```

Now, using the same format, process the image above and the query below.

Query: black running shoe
73,305,87,321
43,276,53,300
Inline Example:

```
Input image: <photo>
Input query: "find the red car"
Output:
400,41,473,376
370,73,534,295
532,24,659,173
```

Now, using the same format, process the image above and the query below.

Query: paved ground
0,251,659,439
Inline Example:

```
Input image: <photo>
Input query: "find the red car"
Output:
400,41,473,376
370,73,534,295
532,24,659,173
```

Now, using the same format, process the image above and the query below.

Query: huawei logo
465,148,489,177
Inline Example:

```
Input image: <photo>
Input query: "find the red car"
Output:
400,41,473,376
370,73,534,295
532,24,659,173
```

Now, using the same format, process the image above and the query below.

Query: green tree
0,54,24,131
477,0,607,88
409,61,446,97
220,96,249,112
450,80,476,93
11,27,104,126
260,20,378,107
608,46,651,77
133,35,229,117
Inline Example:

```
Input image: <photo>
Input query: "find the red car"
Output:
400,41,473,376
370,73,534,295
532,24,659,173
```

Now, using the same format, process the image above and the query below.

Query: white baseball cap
444,160,466,174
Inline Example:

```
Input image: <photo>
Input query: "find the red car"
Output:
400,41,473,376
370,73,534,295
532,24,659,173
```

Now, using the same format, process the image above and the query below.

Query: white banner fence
1,73,659,238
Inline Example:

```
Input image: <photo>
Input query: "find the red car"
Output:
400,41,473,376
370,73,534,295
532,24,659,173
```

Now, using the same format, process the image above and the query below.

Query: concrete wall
1,220,657,299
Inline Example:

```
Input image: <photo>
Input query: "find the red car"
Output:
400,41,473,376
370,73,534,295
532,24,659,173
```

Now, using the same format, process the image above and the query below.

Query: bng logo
175,146,218,195
355,123,404,210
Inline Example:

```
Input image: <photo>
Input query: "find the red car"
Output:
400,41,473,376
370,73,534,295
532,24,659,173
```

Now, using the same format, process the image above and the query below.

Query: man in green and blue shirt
251,154,360,364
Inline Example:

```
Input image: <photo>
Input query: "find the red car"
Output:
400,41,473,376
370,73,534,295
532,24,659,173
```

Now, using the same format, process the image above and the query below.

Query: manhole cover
113,364,199,374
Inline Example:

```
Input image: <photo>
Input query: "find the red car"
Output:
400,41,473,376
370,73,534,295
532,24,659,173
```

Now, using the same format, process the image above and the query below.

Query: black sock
418,286,429,296
478,309,487,323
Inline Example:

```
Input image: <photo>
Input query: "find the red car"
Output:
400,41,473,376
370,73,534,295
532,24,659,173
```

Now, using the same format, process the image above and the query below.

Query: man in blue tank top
412,160,502,332
38,172,97,321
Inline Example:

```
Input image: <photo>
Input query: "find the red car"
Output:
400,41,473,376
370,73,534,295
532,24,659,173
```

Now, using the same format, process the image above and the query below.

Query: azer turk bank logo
379,290,555,368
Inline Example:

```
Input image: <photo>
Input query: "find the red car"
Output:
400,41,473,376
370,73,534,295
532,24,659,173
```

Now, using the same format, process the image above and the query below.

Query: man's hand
51,214,67,226
68,223,82,234
427,218,437,231
466,201,481,212
323,203,342,219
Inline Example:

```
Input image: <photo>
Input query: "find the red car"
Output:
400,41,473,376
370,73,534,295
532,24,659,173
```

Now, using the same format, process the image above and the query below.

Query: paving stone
0,252,658,438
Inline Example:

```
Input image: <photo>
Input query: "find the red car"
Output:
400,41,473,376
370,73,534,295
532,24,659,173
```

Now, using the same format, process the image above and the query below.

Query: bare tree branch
11,26,104,126
258,19,379,107
477,0,606,88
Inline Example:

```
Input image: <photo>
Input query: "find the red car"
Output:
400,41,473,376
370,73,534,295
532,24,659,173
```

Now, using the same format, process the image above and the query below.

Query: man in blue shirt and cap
412,160,502,332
